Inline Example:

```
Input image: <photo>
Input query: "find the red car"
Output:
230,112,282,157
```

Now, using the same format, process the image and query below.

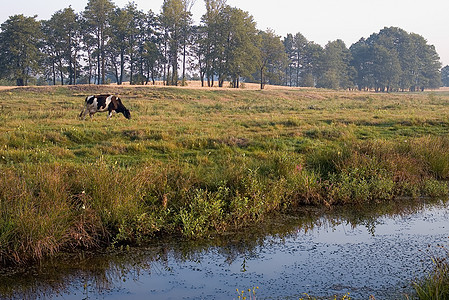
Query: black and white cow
79,94,131,120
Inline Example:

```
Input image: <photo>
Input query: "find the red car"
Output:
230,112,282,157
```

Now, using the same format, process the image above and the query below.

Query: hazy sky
1,0,448,66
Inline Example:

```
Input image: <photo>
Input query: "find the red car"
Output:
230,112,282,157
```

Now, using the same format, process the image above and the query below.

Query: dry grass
2,81,449,92
1,85,449,265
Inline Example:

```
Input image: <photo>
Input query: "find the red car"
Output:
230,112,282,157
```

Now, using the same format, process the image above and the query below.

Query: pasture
1,85,449,265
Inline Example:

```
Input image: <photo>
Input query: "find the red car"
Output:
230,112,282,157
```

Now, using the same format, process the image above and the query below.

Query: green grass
1,85,449,265
414,253,449,300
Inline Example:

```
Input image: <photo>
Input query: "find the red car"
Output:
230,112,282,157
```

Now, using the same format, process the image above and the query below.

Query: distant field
2,82,449,91
1,85,449,265
0,81,304,91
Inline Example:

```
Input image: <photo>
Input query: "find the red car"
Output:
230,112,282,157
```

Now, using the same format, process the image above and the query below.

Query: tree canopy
0,2,444,91
442,65,449,87
350,27,442,92
0,15,42,86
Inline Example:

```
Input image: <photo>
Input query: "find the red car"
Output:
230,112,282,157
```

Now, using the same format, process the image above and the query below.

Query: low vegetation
1,85,449,267
414,251,449,300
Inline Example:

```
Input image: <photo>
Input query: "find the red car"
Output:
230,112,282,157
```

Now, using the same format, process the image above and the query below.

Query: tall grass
414,252,449,300
1,86,449,265
1,138,448,265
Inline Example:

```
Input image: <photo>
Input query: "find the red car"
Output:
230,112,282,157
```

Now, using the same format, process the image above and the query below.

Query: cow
79,94,131,120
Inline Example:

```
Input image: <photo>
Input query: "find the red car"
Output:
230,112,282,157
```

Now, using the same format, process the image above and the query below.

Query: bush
179,187,226,238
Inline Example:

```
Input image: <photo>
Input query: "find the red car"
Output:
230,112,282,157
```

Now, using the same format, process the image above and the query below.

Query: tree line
0,0,446,91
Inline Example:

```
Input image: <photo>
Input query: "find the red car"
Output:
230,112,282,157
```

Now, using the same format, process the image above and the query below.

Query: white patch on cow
99,95,113,112
86,96,111,115
89,98,99,113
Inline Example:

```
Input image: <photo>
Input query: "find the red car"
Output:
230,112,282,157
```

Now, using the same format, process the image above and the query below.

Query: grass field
1,84,449,266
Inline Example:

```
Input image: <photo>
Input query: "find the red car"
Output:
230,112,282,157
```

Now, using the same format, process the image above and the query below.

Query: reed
414,253,449,300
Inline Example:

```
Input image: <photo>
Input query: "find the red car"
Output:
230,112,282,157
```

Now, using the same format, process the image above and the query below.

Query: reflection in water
1,198,448,300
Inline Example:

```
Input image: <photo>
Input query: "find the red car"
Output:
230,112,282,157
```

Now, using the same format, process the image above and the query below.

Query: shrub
179,187,227,238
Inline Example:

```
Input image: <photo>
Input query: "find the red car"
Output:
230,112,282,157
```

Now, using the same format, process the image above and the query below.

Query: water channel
1,198,448,300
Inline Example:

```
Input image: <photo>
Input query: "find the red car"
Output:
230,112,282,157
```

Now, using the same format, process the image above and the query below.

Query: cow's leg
79,108,88,120
107,109,113,119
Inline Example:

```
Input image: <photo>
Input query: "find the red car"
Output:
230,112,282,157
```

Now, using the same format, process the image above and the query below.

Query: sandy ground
0,86,16,91
0,82,448,92
114,80,305,90
0,81,297,91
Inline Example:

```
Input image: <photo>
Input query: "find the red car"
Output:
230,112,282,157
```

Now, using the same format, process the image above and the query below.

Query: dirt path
0,86,16,91
1,83,448,92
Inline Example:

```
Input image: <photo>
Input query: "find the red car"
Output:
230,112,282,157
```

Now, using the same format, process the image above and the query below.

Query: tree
0,15,42,86
107,5,134,85
222,6,259,87
120,3,144,85
134,10,161,85
141,39,163,85
283,34,295,86
442,66,449,87
42,7,80,85
199,0,227,87
301,42,323,87
180,0,195,85
351,27,441,92
350,38,375,90
371,44,401,92
317,40,354,89
257,29,286,89
83,0,115,84
79,17,97,84
282,32,324,87
292,32,308,87
413,34,441,90
192,24,207,86
198,1,260,88
60,7,81,85
41,18,64,85
160,0,192,85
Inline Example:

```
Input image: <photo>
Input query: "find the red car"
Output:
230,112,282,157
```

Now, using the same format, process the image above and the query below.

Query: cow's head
123,108,131,119
113,96,131,119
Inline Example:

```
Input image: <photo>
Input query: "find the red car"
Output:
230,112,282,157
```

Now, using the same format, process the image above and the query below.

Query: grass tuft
414,250,449,300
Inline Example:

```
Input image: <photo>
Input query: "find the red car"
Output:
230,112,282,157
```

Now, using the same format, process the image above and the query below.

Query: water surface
2,199,448,300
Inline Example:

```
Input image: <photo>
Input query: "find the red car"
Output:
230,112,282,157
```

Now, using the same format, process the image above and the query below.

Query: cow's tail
79,96,89,119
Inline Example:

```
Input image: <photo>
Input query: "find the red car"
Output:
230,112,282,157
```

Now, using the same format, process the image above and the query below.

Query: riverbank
1,198,447,299
1,85,449,266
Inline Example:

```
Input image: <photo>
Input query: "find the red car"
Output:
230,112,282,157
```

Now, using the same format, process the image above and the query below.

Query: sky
0,0,448,66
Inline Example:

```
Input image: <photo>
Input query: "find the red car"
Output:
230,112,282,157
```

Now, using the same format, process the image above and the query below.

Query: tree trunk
73,50,77,85
130,51,134,85
182,43,187,86
166,66,171,86
60,65,64,85
69,52,73,85
151,66,155,85
119,51,125,85
87,48,92,85
260,67,264,90
52,62,56,86
97,33,101,84
111,54,119,84
100,26,105,84
296,54,300,87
